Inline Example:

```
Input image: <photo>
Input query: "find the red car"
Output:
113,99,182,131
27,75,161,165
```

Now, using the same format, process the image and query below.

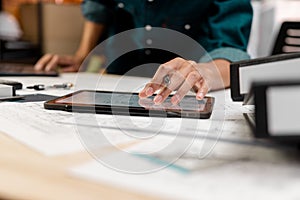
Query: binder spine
230,63,244,101
253,83,269,138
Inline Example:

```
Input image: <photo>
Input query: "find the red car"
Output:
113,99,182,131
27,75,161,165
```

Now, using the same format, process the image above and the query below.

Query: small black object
27,84,45,90
0,79,23,90
17,94,58,103
0,95,25,101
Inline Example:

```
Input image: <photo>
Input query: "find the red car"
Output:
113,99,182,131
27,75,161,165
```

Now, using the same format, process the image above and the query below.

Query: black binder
230,52,300,101
272,21,300,55
249,81,300,143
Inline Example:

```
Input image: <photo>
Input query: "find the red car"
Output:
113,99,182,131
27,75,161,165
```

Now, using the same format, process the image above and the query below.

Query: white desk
0,73,159,200
0,73,299,200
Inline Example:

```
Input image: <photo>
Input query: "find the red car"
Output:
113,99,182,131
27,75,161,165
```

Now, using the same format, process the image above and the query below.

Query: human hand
139,57,217,105
34,54,84,72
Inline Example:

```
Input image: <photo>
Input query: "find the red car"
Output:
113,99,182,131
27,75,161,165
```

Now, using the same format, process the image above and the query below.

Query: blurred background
1,0,300,63
2,0,82,18
0,0,83,63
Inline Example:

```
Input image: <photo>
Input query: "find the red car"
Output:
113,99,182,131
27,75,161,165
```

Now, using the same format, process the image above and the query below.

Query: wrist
74,51,88,64
212,59,230,88
198,59,230,91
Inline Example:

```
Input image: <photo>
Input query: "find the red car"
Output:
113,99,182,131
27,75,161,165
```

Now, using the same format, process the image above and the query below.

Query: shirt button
184,24,191,30
145,49,151,55
146,39,153,45
145,25,152,31
118,2,125,8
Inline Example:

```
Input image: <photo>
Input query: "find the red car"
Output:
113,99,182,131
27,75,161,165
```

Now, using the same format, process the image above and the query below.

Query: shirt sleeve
81,0,115,24
199,0,253,62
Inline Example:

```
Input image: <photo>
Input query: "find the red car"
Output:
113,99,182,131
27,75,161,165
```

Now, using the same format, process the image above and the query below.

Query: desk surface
0,132,158,200
0,73,299,200
0,73,159,200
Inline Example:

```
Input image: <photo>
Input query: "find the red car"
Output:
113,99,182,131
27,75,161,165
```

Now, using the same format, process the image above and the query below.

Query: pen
27,83,73,91
27,84,45,90
50,83,73,89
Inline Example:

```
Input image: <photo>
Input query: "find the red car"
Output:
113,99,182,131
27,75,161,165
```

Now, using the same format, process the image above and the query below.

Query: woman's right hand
34,54,84,72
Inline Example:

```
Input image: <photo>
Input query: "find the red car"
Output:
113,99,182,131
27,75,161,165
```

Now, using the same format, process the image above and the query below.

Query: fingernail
154,95,162,104
197,92,204,100
171,94,180,105
146,87,153,96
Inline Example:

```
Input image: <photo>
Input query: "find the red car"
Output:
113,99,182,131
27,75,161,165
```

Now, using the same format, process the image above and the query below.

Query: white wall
248,0,300,58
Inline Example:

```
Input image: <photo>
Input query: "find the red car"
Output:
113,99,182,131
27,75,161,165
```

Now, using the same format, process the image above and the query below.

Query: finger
155,71,183,103
166,59,198,91
139,57,185,98
153,86,170,104
45,55,59,72
34,54,54,71
196,81,210,100
154,65,194,104
140,64,174,98
171,71,203,105
152,57,185,86
139,82,161,98
58,56,77,66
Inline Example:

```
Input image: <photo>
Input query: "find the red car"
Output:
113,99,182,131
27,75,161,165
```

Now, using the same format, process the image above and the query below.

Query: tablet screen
56,91,208,112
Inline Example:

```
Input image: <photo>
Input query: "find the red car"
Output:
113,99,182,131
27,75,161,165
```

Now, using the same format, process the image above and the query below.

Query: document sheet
0,101,142,155
0,90,254,156
71,116,300,200
69,93,300,200
71,136,300,200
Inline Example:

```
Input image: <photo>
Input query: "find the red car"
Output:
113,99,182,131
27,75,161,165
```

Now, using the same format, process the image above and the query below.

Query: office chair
272,21,300,55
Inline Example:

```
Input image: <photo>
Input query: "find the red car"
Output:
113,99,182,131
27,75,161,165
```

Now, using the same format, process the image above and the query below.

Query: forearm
75,20,105,60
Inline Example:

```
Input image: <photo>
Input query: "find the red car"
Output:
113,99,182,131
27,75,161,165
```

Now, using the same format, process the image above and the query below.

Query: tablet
0,63,58,77
44,90,214,119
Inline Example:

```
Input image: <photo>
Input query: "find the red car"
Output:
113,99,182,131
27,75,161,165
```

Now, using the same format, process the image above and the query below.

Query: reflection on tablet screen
56,91,207,112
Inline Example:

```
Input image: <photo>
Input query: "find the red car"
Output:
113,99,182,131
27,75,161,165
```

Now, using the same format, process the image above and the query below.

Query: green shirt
82,0,253,74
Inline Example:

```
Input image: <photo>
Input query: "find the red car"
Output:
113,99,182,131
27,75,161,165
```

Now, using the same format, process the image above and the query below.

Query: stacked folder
230,53,300,142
